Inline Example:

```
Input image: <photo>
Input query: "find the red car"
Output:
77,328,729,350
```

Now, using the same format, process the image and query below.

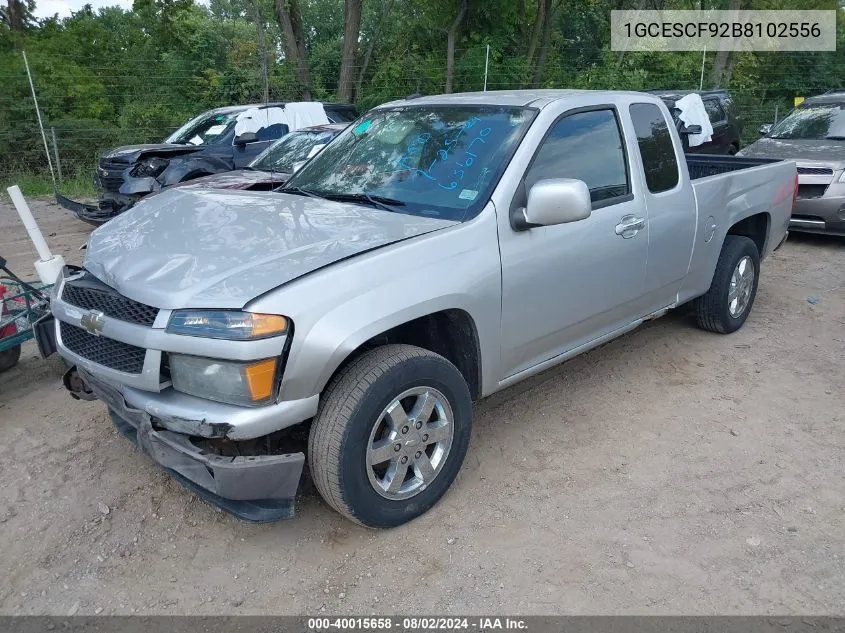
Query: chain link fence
0,48,828,194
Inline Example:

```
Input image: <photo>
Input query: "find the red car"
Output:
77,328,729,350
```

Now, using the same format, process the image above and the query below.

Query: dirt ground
0,197,843,616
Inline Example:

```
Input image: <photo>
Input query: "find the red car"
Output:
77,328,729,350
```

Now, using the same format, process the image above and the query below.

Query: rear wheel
693,235,760,334
308,344,472,528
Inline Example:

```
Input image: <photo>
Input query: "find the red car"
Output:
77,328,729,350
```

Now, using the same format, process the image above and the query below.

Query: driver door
497,105,650,380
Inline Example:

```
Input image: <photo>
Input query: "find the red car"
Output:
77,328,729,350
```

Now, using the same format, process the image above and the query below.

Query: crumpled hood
739,137,845,168
84,188,456,310
102,144,204,164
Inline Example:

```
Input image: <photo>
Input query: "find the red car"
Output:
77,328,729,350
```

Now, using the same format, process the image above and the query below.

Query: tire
308,344,473,528
0,345,22,373
693,235,760,334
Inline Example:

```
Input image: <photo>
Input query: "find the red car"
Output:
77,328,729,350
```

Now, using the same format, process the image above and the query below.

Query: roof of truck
380,89,675,109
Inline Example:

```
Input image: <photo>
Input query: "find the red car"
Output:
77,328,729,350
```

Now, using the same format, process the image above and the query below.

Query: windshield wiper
321,192,406,214
825,136,845,140
277,185,324,198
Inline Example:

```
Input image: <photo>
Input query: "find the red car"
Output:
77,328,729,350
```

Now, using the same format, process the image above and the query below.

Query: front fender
246,208,503,402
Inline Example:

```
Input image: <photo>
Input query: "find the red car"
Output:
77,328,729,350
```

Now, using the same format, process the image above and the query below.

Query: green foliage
1,0,843,187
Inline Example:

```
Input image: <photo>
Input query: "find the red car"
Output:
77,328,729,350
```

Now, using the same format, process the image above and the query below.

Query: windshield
284,105,537,221
769,103,845,140
250,129,338,172
165,111,239,145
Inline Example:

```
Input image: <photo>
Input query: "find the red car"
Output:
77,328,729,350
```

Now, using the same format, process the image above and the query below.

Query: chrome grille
62,277,158,327
60,321,146,374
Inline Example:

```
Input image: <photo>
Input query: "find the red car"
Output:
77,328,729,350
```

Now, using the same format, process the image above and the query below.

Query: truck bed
686,154,782,180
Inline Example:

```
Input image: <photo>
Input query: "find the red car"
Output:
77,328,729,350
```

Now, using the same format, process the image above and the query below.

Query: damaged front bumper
79,367,305,522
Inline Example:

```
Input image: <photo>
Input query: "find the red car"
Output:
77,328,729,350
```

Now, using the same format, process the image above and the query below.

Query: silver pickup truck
46,90,795,528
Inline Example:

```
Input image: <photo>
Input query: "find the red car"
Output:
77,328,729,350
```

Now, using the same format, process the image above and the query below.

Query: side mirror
234,131,259,146
516,178,592,229
759,123,772,136
680,124,702,135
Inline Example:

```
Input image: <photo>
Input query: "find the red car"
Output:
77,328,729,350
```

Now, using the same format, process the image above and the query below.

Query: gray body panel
55,90,794,450
740,137,845,235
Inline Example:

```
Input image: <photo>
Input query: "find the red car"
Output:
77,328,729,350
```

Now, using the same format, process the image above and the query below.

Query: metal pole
483,44,490,92
699,47,706,91
22,50,56,191
51,127,63,186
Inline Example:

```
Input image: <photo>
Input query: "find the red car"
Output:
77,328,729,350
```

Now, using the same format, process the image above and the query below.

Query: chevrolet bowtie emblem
80,310,106,336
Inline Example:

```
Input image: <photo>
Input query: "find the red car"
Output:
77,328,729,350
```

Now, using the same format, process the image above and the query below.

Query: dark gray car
57,102,358,224
649,90,744,155
739,91,845,236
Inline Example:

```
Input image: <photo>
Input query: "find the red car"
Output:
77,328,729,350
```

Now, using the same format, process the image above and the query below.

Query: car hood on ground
83,188,456,310
739,137,845,168
102,144,205,164
175,169,289,191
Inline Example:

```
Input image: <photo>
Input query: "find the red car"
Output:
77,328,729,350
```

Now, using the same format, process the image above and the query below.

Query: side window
525,109,629,206
629,103,680,194
703,99,726,124
258,123,289,142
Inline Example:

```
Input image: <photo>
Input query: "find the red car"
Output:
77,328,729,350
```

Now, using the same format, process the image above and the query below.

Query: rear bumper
791,196,845,236
83,368,305,522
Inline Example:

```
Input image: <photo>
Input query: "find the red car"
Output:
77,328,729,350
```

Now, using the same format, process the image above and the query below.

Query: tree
355,0,394,98
337,0,363,102
445,0,468,93
275,0,312,99
2,0,34,32
248,0,270,102
530,0,553,87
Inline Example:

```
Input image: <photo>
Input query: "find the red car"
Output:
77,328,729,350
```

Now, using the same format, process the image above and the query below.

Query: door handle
615,215,645,238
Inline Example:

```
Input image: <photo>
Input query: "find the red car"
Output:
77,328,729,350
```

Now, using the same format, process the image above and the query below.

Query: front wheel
308,344,472,527
693,235,760,334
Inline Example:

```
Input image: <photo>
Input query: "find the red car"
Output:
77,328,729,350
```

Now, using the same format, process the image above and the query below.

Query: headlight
131,157,169,178
167,310,288,340
169,354,278,406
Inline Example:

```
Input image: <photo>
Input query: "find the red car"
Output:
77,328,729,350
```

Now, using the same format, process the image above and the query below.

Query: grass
0,171,96,202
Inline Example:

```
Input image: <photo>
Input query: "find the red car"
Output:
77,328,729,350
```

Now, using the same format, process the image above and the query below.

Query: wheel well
728,212,769,256
333,310,482,400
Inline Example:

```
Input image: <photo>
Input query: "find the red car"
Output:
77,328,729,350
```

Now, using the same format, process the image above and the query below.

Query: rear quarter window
629,103,680,194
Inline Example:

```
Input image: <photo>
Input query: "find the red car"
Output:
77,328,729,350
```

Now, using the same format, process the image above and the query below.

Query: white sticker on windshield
459,189,478,200
188,135,203,146
205,124,227,136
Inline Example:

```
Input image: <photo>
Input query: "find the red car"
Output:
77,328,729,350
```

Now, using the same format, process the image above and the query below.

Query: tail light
792,173,799,209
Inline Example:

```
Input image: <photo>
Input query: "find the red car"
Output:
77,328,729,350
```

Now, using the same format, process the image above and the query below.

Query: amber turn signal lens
250,314,288,338
244,358,278,401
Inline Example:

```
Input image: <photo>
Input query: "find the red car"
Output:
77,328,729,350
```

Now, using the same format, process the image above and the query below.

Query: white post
483,44,490,92
699,47,706,91
7,185,65,284
22,50,57,191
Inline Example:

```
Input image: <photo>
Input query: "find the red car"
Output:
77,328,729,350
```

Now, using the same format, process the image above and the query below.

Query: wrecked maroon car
175,123,347,192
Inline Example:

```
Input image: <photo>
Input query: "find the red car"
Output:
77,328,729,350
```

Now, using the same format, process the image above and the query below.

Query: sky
33,0,208,19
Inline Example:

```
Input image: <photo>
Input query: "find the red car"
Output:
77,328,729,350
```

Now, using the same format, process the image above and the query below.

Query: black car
58,102,358,224
649,90,743,155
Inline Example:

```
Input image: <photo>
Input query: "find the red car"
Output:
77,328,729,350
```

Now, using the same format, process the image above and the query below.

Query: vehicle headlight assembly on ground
167,310,288,340
130,157,170,178
169,354,278,406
